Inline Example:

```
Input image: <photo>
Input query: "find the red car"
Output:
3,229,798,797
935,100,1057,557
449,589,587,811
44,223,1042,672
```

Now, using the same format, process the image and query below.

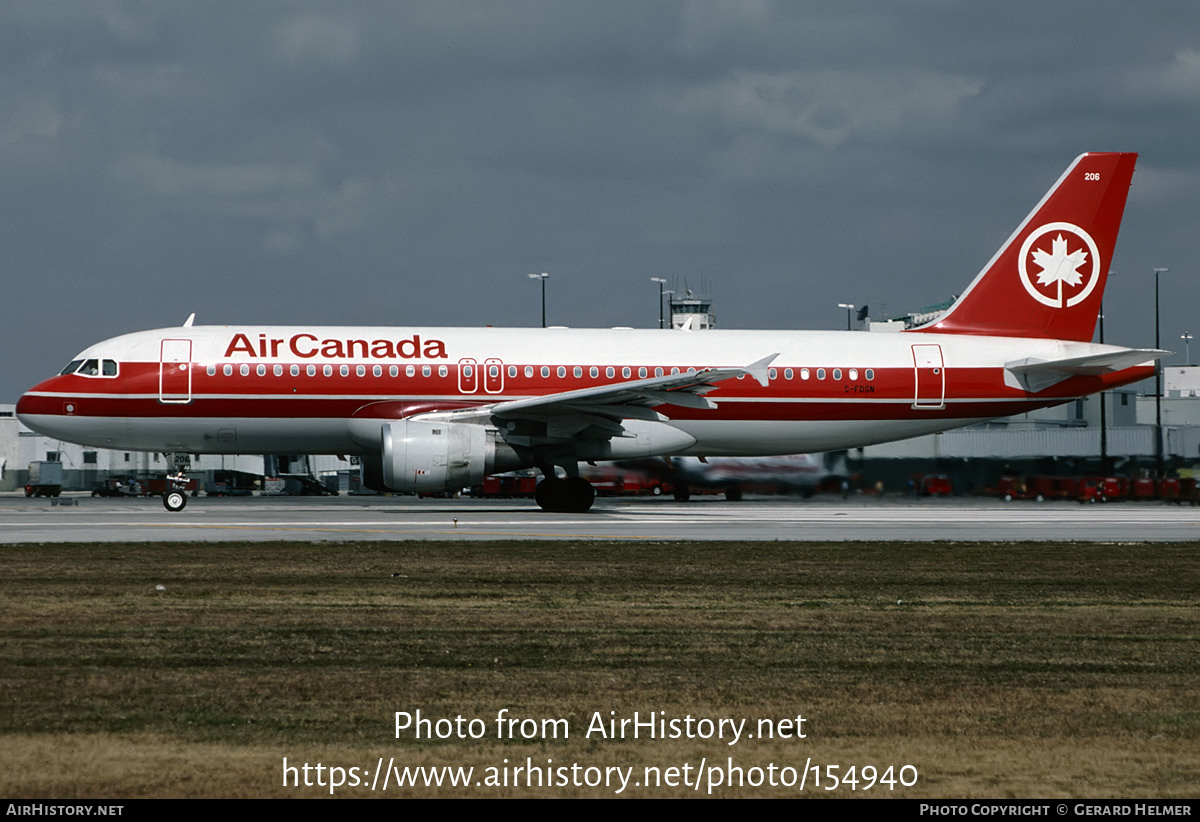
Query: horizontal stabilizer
1004,348,1165,393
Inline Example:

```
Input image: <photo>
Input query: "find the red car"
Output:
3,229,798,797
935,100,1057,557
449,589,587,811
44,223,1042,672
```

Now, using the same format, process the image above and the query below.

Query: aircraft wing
1004,348,1166,393
410,354,778,442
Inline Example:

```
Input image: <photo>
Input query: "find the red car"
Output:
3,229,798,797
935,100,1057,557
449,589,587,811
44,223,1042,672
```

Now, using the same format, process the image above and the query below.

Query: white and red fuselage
15,324,1153,456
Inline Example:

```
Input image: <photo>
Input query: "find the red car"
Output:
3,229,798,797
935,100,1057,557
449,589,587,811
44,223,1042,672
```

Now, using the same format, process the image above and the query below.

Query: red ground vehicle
912,474,953,496
1076,476,1128,503
477,474,538,498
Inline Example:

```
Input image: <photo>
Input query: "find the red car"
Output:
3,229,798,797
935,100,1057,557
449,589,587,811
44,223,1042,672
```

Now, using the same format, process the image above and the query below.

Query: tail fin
915,152,1137,342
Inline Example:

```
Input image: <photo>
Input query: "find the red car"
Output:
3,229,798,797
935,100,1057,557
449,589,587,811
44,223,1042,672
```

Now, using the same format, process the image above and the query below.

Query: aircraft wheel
163,490,187,512
563,477,595,512
534,477,563,510
534,477,595,512
673,486,690,502
725,486,743,502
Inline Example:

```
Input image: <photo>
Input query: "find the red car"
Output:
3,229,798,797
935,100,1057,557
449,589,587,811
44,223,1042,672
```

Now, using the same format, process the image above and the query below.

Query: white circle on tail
1017,222,1101,308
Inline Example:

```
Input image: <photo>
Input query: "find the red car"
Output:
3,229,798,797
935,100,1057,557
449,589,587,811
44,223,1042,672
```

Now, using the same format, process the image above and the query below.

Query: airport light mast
528,272,549,328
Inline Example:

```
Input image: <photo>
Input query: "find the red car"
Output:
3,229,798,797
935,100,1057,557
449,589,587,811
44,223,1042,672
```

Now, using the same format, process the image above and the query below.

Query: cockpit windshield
59,358,119,378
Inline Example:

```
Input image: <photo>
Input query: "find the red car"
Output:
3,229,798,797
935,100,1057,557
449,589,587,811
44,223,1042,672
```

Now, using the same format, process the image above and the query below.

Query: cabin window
339,365,349,377
508,366,517,378
655,367,663,377
606,366,615,378
389,366,398,377
622,367,632,378
525,366,534,378
422,365,431,377
541,366,550,378
289,365,298,377
355,365,365,377
207,365,216,376
573,366,582,378
308,365,317,377
324,365,333,377
865,369,874,380
817,368,826,380
256,364,266,377
463,365,473,378
224,365,232,376
439,365,447,377
240,364,250,376
274,364,283,377
589,366,598,378
784,368,793,380
557,366,566,378
490,365,500,378
373,365,382,377
849,369,858,380
638,367,647,378
833,368,842,380
769,368,778,379
406,365,415,377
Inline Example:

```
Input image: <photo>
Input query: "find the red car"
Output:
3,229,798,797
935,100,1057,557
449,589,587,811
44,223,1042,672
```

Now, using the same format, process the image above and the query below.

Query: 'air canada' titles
224,332,447,360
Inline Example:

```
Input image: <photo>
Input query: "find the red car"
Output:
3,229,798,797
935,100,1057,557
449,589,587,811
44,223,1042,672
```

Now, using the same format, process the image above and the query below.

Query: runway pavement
1,492,1196,542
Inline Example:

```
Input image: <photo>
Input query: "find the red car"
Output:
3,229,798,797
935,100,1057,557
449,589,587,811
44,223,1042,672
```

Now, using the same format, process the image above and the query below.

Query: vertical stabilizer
914,152,1137,342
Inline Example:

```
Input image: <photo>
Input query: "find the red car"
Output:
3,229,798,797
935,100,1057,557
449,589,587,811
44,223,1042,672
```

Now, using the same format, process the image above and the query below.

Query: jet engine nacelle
381,419,519,493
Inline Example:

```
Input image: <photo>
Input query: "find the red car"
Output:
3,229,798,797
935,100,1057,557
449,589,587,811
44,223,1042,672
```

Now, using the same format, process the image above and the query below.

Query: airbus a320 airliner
18,152,1160,512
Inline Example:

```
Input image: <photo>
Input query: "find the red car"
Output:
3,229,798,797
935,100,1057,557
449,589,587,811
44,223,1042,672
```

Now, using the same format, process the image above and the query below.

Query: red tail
915,152,1137,342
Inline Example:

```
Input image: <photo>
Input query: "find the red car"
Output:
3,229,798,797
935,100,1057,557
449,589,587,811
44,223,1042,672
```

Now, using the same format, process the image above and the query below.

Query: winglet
744,354,778,387
183,313,196,328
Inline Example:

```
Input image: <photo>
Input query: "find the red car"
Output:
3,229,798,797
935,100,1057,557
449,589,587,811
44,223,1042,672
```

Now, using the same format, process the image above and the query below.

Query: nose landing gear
161,453,192,512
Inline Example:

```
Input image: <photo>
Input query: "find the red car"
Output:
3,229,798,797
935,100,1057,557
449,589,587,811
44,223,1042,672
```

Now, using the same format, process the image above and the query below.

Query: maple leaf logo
1017,223,1100,309
1031,233,1088,290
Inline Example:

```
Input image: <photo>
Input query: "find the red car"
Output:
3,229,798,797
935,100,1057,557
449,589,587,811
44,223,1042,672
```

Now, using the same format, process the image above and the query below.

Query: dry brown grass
1,540,1196,797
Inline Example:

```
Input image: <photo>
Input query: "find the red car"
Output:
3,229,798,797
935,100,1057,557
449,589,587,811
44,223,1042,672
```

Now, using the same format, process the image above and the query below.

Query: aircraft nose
16,379,63,435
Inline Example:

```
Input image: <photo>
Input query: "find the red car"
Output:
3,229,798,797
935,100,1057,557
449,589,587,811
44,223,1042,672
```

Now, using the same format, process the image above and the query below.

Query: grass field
1,540,1196,798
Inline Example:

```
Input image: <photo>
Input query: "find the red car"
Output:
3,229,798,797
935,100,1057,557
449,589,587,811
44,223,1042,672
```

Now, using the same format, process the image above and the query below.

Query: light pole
1154,267,1168,477
1182,333,1194,365
650,277,667,329
837,303,855,331
1099,271,1113,474
528,272,549,328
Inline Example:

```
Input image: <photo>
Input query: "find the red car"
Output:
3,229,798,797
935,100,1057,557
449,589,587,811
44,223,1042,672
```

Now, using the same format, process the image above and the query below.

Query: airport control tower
668,289,716,330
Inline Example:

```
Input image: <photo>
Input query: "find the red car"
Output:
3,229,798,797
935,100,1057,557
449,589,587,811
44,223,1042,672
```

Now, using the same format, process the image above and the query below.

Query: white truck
25,461,63,497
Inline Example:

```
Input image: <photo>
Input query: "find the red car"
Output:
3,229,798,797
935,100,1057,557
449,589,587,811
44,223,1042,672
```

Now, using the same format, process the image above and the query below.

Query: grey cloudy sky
4,1,1199,399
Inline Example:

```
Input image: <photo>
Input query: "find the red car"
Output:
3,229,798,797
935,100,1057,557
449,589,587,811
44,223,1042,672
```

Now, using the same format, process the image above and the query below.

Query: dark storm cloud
3,1,1199,399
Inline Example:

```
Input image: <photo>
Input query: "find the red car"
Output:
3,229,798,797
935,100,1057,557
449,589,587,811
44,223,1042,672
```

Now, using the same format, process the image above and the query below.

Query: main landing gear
534,476,596,513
